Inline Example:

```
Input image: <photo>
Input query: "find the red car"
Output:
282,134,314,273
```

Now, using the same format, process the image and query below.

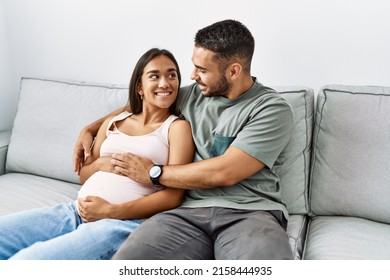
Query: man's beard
205,73,232,97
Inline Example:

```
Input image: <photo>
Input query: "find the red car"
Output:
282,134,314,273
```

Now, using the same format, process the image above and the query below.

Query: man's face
190,46,232,97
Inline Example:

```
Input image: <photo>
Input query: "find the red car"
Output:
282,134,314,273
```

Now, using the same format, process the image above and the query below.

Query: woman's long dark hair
128,48,181,114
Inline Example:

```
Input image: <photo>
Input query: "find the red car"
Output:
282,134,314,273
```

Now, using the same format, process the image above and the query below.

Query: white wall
0,0,13,131
2,0,390,129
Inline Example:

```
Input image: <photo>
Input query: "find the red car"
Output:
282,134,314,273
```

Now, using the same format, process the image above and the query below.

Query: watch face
150,165,162,178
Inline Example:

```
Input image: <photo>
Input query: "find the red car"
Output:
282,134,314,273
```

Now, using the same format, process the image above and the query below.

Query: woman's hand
78,196,116,222
93,156,117,174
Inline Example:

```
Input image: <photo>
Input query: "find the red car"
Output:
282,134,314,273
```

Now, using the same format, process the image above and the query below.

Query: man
74,19,294,259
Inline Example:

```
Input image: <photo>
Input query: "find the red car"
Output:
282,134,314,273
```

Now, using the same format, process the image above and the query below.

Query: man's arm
73,106,128,174
112,100,294,190
161,146,265,189
111,146,265,190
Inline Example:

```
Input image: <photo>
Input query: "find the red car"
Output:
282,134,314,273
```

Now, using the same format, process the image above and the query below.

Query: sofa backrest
309,85,390,224
0,130,11,175
6,77,315,215
274,86,314,215
6,77,128,184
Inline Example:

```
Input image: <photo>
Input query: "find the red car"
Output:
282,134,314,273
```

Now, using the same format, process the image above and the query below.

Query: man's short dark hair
194,19,255,72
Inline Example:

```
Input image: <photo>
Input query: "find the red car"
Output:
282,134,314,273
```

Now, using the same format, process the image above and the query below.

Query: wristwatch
149,165,163,186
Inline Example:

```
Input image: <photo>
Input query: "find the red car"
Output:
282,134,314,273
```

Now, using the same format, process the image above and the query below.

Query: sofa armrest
0,130,12,175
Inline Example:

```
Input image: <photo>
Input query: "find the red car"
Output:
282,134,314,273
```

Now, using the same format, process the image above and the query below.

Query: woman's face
138,55,179,110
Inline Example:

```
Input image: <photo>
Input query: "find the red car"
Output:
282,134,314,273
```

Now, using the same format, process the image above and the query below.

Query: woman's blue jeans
0,201,142,259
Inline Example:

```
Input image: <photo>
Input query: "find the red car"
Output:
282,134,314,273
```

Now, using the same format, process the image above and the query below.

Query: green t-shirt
176,80,294,219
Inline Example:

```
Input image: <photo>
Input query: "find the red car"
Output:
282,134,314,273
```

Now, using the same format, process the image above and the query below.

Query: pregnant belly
78,171,155,204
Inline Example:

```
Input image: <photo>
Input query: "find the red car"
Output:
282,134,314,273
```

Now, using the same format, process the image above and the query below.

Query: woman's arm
73,106,129,174
79,117,113,184
79,119,195,222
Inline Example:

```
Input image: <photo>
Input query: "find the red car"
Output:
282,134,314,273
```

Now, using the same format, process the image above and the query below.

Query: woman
0,48,194,259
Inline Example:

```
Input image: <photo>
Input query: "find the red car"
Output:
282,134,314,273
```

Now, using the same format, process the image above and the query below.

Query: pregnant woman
0,48,194,259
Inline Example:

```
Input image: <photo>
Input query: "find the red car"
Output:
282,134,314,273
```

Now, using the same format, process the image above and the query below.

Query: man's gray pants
113,207,293,260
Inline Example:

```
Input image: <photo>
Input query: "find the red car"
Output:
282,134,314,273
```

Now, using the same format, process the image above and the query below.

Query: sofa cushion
310,85,390,224
6,77,128,184
0,173,80,216
303,216,390,259
286,214,308,260
274,86,314,215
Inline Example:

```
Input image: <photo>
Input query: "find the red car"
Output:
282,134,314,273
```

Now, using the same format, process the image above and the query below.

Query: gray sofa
1,77,390,260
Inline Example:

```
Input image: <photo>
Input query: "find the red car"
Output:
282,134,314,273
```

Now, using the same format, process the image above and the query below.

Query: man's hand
78,196,114,223
73,128,94,174
111,153,154,185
